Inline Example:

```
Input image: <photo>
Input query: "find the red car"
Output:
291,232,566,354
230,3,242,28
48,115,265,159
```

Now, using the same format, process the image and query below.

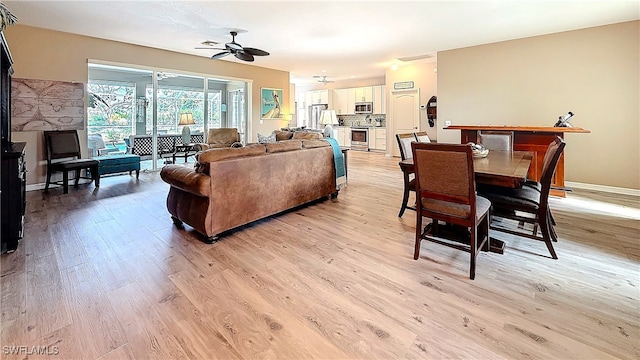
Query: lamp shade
319,110,338,125
178,113,195,126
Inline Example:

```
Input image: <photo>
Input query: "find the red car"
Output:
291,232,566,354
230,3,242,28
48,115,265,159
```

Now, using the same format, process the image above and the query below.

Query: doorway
390,89,421,157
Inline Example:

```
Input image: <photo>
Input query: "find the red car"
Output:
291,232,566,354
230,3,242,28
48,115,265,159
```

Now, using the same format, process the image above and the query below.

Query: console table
445,125,590,197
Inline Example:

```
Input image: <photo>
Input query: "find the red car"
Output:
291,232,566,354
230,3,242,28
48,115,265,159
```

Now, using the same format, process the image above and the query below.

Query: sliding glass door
88,63,240,170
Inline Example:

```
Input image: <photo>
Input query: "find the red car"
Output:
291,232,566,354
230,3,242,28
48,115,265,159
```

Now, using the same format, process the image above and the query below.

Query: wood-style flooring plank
0,151,638,359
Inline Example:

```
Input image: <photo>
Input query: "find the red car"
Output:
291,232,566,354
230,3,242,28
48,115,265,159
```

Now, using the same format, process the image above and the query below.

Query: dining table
399,150,534,254
399,150,534,188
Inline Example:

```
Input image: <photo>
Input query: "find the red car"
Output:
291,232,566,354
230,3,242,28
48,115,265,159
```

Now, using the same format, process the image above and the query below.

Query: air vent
398,53,433,62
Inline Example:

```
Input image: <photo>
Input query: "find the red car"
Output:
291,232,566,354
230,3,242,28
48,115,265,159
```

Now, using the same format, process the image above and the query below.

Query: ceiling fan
196,31,269,62
313,75,334,84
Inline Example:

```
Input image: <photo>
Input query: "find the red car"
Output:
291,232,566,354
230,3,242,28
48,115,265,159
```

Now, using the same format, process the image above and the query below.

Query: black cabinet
1,142,25,253
0,31,23,253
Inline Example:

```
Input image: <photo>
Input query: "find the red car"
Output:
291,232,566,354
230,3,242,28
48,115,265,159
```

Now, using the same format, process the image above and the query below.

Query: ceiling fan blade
234,51,254,62
243,47,269,56
211,51,231,60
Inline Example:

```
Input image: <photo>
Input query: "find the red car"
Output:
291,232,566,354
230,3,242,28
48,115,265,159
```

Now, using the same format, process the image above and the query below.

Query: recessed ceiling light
322,69,327,73
391,64,398,71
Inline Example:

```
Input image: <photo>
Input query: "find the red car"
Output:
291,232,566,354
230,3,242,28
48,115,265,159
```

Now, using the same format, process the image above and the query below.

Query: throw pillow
257,132,276,144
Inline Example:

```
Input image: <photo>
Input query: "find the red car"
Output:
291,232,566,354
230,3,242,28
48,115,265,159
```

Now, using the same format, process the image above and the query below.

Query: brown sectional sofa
159,139,337,243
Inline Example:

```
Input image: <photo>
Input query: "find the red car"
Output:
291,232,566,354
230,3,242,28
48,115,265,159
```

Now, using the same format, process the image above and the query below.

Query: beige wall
437,21,639,190
385,60,438,143
4,25,290,185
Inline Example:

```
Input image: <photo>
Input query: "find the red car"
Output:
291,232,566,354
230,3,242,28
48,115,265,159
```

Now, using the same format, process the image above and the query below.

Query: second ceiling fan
197,31,269,62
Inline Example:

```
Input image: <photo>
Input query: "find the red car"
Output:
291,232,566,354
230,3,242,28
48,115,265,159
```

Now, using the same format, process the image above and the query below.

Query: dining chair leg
74,169,81,187
540,214,558,259
399,172,412,217
414,213,423,260
62,170,69,194
399,186,410,217
45,170,52,192
469,225,477,280
548,213,558,242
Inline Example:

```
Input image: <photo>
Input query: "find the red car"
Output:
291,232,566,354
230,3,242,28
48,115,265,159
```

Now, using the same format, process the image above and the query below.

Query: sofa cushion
302,139,330,149
160,165,211,197
257,132,276,143
198,143,266,164
266,140,303,153
292,131,323,140
274,130,294,141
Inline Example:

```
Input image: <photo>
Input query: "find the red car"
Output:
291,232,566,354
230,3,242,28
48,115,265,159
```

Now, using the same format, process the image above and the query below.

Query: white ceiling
5,1,639,85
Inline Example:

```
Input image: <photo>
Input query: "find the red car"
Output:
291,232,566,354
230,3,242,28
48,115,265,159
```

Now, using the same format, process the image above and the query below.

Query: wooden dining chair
44,130,100,194
414,131,431,143
396,133,417,217
478,137,566,259
478,131,513,151
411,142,491,280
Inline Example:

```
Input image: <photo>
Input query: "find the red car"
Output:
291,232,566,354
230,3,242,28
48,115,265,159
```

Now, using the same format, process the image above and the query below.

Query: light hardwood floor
1,151,638,359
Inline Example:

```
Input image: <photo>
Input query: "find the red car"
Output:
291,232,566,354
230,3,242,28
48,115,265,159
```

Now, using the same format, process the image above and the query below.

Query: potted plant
0,2,17,31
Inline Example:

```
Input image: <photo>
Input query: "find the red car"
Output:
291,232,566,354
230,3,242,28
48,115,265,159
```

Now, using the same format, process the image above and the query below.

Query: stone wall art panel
11,78,84,131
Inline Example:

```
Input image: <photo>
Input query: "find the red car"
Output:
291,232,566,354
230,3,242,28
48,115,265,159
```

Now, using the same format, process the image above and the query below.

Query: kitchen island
445,125,590,196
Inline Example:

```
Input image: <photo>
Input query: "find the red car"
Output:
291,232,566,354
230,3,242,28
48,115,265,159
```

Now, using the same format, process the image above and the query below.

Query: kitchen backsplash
338,114,386,127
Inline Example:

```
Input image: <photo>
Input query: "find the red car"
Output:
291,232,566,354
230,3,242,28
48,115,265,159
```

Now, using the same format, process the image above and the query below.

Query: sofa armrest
160,164,211,197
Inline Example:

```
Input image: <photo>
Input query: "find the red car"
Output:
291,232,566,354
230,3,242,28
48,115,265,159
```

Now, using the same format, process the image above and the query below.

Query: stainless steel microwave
354,102,373,114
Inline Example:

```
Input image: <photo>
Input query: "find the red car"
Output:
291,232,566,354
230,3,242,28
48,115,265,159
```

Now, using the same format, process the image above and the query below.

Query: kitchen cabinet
296,91,307,125
354,86,373,102
370,127,387,151
346,88,356,115
373,85,386,114
2,142,26,253
306,90,332,107
336,127,351,147
333,89,348,115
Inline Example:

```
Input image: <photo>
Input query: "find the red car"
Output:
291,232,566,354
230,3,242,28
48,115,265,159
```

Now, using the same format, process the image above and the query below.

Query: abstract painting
11,78,85,131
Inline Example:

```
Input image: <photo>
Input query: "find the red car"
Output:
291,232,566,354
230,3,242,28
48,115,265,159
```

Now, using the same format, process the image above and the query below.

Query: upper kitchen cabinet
373,85,386,114
346,88,356,115
333,88,348,115
354,86,373,102
306,89,332,107
296,91,307,125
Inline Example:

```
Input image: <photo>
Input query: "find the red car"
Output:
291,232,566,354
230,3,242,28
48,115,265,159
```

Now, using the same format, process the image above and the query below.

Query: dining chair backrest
478,131,513,151
414,131,431,143
412,142,475,213
396,133,415,160
44,130,82,162
539,137,566,207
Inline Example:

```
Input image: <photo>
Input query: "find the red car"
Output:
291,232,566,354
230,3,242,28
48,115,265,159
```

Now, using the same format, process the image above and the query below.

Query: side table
173,143,199,163
340,147,349,179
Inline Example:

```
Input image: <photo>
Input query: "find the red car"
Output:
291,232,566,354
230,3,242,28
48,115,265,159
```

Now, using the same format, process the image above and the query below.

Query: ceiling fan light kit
197,31,269,63
313,75,334,84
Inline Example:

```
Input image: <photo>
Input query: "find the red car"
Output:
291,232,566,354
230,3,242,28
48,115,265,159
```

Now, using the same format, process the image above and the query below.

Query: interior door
390,89,420,157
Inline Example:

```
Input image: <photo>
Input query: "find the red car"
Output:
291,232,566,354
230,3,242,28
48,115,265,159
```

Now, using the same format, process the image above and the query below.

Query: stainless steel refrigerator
308,104,328,129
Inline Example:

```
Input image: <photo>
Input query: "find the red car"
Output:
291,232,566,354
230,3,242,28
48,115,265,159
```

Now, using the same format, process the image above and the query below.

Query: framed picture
261,87,284,119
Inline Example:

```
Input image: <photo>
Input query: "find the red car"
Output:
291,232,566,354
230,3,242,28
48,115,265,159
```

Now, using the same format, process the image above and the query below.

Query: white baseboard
26,183,46,192
565,181,640,197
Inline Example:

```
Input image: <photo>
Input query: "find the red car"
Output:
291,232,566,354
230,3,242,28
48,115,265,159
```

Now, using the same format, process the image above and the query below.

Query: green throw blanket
324,137,346,189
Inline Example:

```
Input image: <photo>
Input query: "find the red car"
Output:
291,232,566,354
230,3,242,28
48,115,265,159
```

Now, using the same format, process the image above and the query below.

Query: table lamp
319,110,338,138
179,112,195,144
